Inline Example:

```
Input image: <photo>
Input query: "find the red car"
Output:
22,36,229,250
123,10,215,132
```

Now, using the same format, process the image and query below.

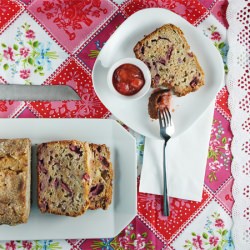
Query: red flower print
192,235,204,250
20,47,30,58
22,241,32,250
0,101,8,112
20,69,31,79
36,0,108,41
26,29,35,39
43,1,54,11
62,6,76,19
46,13,54,19
225,194,234,201
3,47,14,61
209,236,219,246
92,0,101,8
215,218,225,228
6,241,16,250
211,31,221,41
118,235,130,249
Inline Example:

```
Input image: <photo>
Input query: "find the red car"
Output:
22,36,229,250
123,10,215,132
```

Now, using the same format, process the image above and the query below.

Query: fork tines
158,107,172,126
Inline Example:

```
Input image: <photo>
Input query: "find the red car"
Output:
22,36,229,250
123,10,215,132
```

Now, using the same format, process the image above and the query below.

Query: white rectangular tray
0,119,137,240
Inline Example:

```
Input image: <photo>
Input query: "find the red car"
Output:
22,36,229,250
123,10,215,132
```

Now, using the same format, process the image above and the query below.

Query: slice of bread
134,24,205,96
148,89,172,119
88,143,113,210
37,140,91,217
0,138,31,225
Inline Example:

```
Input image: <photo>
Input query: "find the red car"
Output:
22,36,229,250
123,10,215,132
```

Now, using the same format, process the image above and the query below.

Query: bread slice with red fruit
88,143,113,210
37,140,91,217
134,24,205,96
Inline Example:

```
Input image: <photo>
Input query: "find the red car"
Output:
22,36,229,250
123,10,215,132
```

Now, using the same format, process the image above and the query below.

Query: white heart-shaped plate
92,8,224,139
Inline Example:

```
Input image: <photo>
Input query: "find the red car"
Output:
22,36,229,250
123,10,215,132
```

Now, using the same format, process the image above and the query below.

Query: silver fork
158,107,175,216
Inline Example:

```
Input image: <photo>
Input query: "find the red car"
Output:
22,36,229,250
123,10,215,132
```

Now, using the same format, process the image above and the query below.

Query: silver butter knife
0,84,81,101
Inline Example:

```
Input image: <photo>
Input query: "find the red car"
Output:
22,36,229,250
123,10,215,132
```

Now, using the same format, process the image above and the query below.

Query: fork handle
163,139,170,216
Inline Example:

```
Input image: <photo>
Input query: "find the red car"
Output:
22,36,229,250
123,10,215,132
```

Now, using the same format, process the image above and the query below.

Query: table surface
0,0,233,249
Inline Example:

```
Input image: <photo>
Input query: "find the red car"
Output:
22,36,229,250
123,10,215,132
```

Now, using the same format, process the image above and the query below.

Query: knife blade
0,84,81,101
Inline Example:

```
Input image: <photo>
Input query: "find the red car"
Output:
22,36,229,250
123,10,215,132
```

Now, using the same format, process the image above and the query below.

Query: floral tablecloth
0,0,234,249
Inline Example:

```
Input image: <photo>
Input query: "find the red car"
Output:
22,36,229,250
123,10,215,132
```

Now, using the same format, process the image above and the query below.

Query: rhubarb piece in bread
148,89,172,119
0,139,31,225
89,143,113,210
37,140,91,217
134,24,205,96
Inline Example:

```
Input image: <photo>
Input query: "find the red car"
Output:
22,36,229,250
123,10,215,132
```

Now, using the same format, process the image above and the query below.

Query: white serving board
0,118,137,240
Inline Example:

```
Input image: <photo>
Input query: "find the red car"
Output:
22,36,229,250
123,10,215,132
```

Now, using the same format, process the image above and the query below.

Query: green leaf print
208,150,217,161
191,232,196,236
202,232,208,239
47,242,62,249
222,229,228,236
222,137,227,144
216,246,222,250
218,42,225,49
33,41,39,48
1,43,7,48
142,232,148,237
224,64,228,73
13,44,18,50
138,144,144,152
3,64,9,70
131,233,136,240
28,57,34,65
88,50,100,58
208,171,217,182
91,240,106,249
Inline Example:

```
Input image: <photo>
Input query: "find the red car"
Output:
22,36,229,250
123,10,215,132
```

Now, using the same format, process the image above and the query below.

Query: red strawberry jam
112,64,145,96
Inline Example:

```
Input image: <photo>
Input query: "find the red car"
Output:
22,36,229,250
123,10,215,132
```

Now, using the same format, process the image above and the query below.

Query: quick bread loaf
0,136,114,223
0,139,31,225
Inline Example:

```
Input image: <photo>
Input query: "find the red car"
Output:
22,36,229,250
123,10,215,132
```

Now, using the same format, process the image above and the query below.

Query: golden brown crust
0,138,31,225
88,143,113,210
134,24,205,96
134,24,185,54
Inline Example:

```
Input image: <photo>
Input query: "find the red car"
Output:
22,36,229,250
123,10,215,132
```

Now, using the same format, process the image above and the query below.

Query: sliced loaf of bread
37,140,91,217
88,143,113,210
134,24,205,96
0,138,31,225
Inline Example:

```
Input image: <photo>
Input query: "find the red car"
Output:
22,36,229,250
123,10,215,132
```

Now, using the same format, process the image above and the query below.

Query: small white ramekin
107,58,151,101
